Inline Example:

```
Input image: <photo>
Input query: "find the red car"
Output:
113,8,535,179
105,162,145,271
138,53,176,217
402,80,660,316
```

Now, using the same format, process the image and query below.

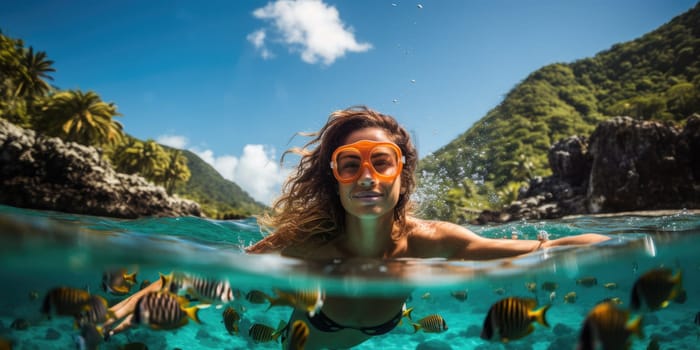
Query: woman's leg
107,278,163,321
102,277,164,337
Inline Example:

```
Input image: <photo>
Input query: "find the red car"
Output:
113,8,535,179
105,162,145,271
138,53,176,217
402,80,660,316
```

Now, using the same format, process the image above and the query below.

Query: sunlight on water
0,205,698,349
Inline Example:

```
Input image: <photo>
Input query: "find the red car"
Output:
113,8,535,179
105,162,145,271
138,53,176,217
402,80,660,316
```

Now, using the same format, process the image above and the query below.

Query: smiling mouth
353,192,381,199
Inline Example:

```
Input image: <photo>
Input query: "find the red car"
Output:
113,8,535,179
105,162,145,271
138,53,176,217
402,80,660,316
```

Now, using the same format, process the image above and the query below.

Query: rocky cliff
473,115,700,224
0,119,201,218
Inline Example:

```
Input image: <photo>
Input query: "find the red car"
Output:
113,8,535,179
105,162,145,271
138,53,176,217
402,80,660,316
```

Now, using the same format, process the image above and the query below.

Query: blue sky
2,0,696,204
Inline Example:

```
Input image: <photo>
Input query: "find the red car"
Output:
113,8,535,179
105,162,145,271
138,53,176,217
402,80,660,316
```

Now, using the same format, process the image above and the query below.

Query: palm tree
15,46,55,98
1,32,33,126
1,32,21,98
112,139,170,181
159,150,191,194
39,90,124,146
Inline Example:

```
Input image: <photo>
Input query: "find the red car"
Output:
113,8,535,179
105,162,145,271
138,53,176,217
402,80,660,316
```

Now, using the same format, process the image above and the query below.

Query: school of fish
1,263,692,350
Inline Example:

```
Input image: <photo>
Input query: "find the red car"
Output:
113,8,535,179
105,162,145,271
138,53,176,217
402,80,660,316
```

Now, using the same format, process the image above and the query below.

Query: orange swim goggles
330,140,404,184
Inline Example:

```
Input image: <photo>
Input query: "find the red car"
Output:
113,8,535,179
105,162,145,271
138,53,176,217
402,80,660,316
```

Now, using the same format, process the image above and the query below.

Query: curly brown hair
245,106,418,253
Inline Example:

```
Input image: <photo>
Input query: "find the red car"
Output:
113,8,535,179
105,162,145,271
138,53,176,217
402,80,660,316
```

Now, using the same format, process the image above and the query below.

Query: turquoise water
0,204,698,349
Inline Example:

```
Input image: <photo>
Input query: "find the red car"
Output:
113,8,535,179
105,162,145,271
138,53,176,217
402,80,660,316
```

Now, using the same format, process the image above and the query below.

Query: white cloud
250,0,372,65
191,144,289,206
236,145,290,205
157,134,288,205
157,134,188,149
246,29,273,59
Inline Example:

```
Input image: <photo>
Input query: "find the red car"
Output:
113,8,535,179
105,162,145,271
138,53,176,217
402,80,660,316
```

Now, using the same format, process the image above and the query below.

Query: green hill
171,149,267,219
417,3,700,222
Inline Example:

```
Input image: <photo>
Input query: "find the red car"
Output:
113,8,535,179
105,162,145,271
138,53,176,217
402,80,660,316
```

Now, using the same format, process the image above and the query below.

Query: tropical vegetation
417,3,700,223
3,3,699,222
0,29,264,219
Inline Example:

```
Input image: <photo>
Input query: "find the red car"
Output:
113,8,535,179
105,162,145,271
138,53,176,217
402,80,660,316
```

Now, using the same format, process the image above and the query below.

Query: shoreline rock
0,119,201,218
473,115,700,224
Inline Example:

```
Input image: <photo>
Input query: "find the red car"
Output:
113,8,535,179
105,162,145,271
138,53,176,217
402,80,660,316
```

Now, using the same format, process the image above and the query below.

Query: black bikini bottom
306,308,403,336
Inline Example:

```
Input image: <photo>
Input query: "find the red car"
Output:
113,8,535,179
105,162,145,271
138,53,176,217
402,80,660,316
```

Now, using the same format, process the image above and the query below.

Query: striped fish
630,268,683,311
75,295,116,327
74,324,103,350
160,271,234,305
41,286,92,319
101,268,137,295
133,291,200,330
577,301,643,350
222,306,241,335
412,314,448,333
288,320,310,350
480,297,550,342
249,320,286,343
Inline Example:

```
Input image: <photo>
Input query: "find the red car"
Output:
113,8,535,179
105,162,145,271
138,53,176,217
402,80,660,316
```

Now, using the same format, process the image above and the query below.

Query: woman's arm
409,220,609,260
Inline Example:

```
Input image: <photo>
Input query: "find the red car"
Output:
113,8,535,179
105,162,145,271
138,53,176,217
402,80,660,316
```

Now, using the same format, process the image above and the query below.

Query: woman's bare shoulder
406,217,466,238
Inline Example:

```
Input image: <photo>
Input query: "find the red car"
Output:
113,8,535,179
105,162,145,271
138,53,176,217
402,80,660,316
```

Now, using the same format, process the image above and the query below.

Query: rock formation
473,115,700,224
0,119,201,218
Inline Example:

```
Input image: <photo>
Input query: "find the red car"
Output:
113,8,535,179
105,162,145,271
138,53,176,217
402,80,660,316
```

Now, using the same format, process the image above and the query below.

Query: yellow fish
249,321,286,343
266,288,324,316
630,267,682,311
481,297,550,343
577,301,643,350
288,320,310,350
102,268,137,295
576,277,598,287
222,306,241,335
603,282,618,290
133,291,200,330
41,286,92,319
75,295,116,327
412,314,448,333
597,297,623,305
564,292,577,304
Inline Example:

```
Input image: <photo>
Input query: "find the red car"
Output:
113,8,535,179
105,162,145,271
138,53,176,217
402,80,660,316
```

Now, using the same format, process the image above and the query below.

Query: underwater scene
0,204,698,350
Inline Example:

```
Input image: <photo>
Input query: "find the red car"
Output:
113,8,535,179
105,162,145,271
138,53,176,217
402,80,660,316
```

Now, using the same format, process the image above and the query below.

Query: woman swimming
244,106,610,349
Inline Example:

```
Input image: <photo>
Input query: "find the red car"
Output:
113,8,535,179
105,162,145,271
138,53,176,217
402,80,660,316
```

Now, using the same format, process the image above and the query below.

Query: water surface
0,204,698,349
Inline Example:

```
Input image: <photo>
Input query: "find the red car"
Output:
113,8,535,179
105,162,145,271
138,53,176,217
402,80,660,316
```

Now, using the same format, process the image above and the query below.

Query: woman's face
336,127,402,220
